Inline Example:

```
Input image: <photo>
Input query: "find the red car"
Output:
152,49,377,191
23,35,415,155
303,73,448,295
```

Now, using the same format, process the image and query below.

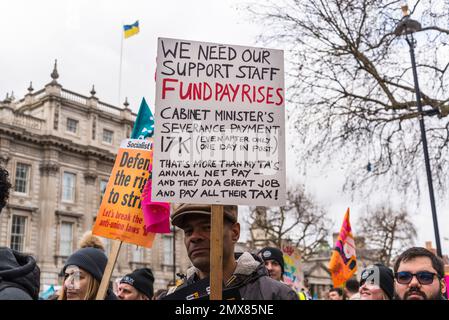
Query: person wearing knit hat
58,234,117,300
258,247,285,282
118,268,155,300
359,263,394,300
162,203,298,300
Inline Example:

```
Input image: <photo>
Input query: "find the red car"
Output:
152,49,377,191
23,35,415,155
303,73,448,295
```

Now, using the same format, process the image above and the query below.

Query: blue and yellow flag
130,97,154,139
123,20,139,39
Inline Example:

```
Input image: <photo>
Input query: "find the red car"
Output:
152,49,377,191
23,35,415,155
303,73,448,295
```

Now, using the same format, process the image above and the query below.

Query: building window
66,118,78,134
62,172,76,202
163,235,173,265
10,215,26,252
100,179,108,204
14,163,30,194
132,246,144,262
102,129,114,144
103,238,111,256
59,222,73,256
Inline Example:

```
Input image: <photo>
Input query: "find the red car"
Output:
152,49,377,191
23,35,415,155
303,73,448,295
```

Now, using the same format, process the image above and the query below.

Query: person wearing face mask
359,264,394,300
394,247,447,300
58,234,117,300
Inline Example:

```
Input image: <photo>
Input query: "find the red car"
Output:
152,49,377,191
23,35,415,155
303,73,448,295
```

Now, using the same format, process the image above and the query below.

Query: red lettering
275,88,284,106
161,78,178,99
179,81,192,100
229,84,239,102
242,84,252,102
221,84,231,102
193,82,202,100
256,86,266,103
266,87,274,104
204,82,212,100
215,83,224,101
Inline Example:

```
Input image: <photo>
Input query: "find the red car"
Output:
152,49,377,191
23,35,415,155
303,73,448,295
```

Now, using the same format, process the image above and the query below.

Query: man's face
264,260,283,281
117,283,148,300
328,291,343,300
395,256,445,300
182,214,240,273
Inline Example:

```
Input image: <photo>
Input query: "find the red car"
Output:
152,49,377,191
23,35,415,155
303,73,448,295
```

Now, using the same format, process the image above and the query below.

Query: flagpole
118,23,124,106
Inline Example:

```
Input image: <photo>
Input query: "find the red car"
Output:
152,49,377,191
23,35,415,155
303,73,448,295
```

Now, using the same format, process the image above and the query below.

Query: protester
0,165,11,215
328,287,345,300
344,278,360,300
0,166,41,300
394,247,447,300
0,247,41,300
58,234,116,300
162,204,298,300
258,247,285,281
153,289,168,300
117,268,154,300
359,264,394,300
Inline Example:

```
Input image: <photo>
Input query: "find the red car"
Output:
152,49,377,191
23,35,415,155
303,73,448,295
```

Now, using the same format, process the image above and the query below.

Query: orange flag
328,208,357,287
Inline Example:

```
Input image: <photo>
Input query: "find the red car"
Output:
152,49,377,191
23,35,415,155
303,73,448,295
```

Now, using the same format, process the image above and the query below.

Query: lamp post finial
401,4,409,17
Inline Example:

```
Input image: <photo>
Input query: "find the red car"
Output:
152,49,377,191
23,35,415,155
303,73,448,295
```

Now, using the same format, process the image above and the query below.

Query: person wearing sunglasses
394,247,447,300
359,264,394,300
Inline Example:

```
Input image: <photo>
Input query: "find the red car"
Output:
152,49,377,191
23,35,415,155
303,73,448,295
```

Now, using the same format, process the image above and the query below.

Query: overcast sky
1,0,448,254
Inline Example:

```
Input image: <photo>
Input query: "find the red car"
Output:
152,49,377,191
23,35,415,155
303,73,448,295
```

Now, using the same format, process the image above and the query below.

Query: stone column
38,146,60,286
83,157,98,231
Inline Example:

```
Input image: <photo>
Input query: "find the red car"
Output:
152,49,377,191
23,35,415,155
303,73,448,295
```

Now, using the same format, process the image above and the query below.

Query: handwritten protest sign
281,242,304,293
152,38,286,206
93,139,155,248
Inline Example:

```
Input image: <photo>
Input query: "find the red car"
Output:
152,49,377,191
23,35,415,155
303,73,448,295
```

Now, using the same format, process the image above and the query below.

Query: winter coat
0,247,40,300
167,252,298,300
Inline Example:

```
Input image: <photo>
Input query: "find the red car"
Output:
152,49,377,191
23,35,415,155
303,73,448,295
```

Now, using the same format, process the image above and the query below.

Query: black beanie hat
360,263,394,300
258,247,285,274
63,247,107,282
120,268,154,299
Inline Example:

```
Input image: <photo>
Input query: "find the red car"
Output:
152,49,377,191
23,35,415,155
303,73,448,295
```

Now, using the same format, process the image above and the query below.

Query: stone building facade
0,61,190,291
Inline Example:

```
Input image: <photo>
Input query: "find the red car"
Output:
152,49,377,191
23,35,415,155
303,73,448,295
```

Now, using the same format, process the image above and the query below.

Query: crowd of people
0,165,447,300
326,247,447,300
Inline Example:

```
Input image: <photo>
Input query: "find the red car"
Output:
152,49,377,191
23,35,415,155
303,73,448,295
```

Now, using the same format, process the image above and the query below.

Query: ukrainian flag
123,20,139,38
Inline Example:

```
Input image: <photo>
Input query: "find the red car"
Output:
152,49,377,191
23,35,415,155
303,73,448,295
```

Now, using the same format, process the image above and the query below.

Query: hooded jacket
0,247,40,300
167,252,298,300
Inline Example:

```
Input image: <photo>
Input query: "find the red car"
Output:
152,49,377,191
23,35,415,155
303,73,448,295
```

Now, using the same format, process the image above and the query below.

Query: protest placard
152,38,286,206
281,242,304,293
92,139,155,248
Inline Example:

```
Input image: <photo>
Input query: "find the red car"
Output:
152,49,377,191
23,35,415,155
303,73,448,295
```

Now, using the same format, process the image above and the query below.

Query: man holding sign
161,204,298,300
152,36,287,301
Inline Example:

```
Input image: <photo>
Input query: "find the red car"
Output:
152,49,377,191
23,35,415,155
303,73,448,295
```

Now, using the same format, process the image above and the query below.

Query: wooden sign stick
210,205,224,300
95,239,122,300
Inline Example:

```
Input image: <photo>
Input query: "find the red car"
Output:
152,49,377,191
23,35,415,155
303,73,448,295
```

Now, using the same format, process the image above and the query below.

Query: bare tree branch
248,185,331,261
357,205,417,265
246,0,449,197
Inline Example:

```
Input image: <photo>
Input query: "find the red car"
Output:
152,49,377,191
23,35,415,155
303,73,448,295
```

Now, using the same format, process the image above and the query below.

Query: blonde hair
58,269,100,300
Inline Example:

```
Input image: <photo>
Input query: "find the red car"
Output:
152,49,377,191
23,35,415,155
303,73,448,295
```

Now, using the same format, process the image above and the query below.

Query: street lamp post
394,6,442,257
